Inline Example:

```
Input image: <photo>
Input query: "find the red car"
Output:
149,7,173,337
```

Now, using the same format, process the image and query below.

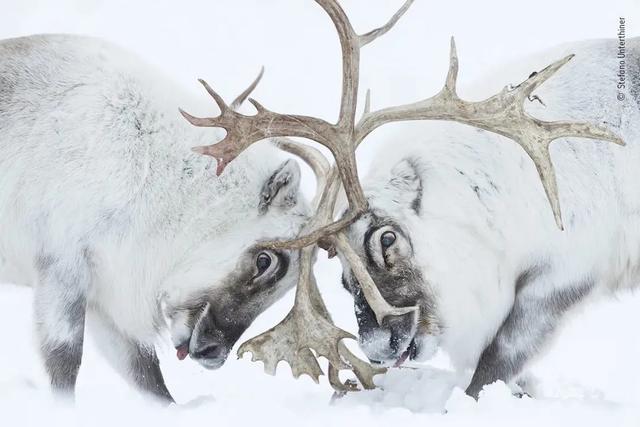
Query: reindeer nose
384,311,418,352
192,343,224,360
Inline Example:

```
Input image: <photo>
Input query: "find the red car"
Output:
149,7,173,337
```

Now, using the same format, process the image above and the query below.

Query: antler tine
515,55,573,102
179,108,216,128
359,0,414,47
356,40,624,228
198,78,229,111
316,0,415,129
363,89,371,115
258,211,357,251
314,0,359,131
444,37,459,94
231,66,265,111
333,233,418,324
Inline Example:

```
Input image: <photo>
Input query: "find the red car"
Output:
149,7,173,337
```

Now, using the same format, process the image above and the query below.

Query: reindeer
179,0,633,400
0,34,312,402
340,37,640,398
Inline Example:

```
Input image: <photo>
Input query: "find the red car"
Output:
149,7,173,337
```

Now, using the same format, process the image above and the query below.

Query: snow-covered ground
2,0,640,425
2,271,640,426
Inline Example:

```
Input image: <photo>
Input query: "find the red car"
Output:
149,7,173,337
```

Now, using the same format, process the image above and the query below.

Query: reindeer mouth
176,342,190,360
393,338,417,367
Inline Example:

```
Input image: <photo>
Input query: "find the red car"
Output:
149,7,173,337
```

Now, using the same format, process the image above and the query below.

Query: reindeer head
161,72,312,369
162,154,308,369
338,158,442,366
180,0,623,388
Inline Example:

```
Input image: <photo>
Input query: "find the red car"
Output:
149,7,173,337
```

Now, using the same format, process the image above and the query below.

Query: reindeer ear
385,158,423,215
258,159,302,214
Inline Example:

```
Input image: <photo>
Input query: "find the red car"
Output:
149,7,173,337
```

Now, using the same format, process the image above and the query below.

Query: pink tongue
393,348,411,368
176,345,189,361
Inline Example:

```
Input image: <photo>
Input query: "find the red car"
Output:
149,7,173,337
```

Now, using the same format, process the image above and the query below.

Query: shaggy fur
0,34,309,401
339,38,640,397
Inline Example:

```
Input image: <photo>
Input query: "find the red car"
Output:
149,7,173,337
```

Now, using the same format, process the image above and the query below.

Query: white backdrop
2,0,637,173
1,1,640,426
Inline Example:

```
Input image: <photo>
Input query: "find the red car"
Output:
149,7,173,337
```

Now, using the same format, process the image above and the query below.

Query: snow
1,0,640,425
2,271,640,426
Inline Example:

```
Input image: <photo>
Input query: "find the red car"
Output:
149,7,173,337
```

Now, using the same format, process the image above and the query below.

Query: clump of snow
335,364,459,413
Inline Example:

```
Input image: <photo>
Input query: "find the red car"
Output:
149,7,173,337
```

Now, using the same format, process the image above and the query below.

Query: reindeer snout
384,311,418,353
190,338,229,370
355,294,418,364
191,342,225,360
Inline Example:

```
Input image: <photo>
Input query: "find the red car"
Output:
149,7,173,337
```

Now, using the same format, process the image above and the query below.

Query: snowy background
1,0,640,426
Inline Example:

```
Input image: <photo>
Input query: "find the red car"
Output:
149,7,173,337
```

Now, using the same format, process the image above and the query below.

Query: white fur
0,34,307,346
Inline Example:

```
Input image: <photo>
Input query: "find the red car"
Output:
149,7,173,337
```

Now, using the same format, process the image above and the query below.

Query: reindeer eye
380,231,396,249
256,252,272,274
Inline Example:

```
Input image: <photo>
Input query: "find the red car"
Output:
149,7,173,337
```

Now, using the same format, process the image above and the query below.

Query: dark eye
380,231,396,249
256,252,272,274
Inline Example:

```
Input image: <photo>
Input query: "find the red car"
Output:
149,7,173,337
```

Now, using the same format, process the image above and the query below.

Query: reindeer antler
181,0,416,237
183,0,624,391
355,38,624,229
237,139,399,390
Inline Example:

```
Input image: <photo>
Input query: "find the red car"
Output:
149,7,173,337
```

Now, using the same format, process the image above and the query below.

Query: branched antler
237,244,386,391
238,247,351,380
230,66,265,111
238,151,388,390
183,0,624,392
355,38,625,228
180,0,418,241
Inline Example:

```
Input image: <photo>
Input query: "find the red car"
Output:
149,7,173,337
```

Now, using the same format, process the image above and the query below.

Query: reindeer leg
466,266,594,399
34,252,91,399
88,310,174,403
